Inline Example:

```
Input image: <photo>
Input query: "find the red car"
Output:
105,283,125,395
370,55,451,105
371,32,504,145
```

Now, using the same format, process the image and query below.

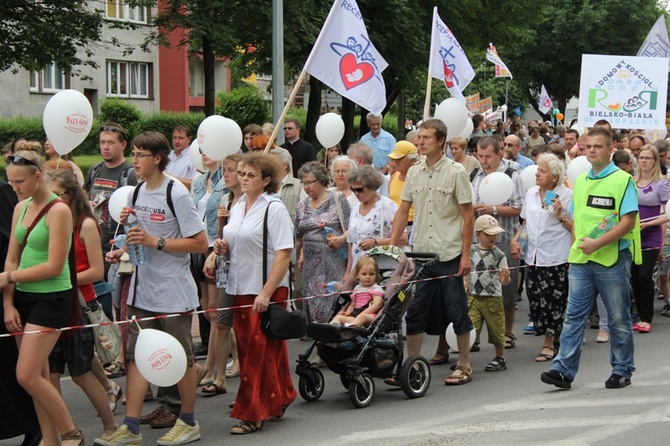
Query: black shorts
48,313,94,376
14,289,73,329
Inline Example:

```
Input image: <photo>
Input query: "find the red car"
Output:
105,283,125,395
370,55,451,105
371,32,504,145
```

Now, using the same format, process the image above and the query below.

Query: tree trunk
305,76,322,147
341,97,356,153
202,35,216,117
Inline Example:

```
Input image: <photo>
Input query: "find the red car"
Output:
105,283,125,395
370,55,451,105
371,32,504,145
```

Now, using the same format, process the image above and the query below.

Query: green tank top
14,196,71,293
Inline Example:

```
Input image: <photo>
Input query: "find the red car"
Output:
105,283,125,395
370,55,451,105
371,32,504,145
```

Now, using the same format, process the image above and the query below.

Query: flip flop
429,354,449,366
201,383,227,396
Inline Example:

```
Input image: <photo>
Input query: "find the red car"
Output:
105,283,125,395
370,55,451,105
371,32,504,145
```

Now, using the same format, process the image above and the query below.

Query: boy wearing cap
469,215,511,372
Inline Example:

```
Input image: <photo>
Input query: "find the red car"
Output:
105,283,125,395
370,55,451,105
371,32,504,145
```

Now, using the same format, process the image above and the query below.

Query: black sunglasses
349,186,365,193
8,155,39,168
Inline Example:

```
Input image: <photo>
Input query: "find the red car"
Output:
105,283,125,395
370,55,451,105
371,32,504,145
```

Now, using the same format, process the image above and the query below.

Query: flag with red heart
304,0,388,115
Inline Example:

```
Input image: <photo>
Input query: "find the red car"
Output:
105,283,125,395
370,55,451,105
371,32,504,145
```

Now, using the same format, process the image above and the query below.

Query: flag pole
263,69,309,153
423,76,432,121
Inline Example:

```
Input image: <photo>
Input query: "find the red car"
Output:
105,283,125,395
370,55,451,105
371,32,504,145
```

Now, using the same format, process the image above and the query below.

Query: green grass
1,155,108,180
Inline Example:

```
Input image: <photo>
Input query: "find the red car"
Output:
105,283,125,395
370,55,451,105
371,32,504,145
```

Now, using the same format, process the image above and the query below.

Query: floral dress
346,195,398,273
295,192,350,323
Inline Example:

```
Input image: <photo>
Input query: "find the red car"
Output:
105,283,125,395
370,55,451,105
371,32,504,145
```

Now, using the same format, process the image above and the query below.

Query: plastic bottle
215,255,229,289
112,234,126,250
323,281,342,294
518,227,529,256
588,211,618,239
124,213,147,266
321,224,348,260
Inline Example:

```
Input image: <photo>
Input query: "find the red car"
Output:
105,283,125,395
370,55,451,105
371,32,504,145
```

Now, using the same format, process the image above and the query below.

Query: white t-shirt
127,177,205,313
166,148,198,180
224,193,294,295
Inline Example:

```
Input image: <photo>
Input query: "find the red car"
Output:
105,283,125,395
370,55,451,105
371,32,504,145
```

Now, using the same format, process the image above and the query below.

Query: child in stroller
330,256,384,328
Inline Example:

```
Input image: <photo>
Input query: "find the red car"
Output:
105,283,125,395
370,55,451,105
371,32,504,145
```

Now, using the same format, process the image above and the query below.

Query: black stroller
295,248,439,408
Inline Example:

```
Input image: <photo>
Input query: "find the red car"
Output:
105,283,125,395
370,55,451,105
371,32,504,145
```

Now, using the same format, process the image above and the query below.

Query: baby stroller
295,247,439,408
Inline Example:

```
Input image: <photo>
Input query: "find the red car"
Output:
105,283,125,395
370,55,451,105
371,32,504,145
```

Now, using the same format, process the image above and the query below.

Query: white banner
304,0,388,115
538,84,553,114
577,54,669,129
637,15,670,72
486,43,513,79
427,6,475,102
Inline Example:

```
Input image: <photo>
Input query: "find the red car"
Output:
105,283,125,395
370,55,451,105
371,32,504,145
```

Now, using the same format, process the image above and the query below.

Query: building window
30,64,68,93
106,0,148,23
189,58,205,97
107,61,152,98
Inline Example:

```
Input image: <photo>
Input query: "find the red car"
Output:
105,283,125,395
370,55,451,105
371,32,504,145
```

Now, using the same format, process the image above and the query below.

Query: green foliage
99,99,143,141
140,111,205,142
382,114,398,137
216,86,270,128
285,107,307,130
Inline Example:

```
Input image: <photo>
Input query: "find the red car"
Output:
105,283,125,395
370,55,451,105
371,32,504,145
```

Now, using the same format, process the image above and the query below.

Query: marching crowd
1,112,669,444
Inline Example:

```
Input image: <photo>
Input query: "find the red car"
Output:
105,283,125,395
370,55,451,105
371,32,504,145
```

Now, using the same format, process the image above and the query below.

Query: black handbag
259,201,307,340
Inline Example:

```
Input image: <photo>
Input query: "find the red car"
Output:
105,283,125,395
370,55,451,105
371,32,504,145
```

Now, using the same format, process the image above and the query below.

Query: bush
285,107,307,130
216,86,270,128
140,111,205,142
99,98,142,141
0,116,101,156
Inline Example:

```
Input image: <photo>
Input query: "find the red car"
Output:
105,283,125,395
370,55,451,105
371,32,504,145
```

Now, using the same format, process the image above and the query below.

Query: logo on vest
587,195,615,209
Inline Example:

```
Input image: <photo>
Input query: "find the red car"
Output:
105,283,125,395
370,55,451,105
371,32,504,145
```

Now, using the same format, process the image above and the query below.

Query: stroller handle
405,252,439,260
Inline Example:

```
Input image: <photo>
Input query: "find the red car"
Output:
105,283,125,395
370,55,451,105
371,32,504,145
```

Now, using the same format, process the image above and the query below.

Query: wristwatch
492,206,498,216
157,237,166,251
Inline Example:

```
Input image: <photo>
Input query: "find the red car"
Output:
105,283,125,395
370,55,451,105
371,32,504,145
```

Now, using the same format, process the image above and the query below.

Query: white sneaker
157,419,201,445
94,425,142,446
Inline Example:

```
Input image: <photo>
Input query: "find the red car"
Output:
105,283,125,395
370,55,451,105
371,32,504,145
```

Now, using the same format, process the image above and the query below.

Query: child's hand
499,267,511,285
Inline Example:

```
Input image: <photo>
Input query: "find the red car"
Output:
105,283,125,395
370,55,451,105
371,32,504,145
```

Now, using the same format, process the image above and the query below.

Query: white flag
538,84,553,114
637,15,670,72
304,0,388,115
428,7,475,102
486,43,513,79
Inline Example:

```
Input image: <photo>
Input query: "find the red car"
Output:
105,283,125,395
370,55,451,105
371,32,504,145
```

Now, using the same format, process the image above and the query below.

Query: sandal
60,428,84,446
268,405,288,422
444,365,473,385
504,332,516,349
201,383,227,396
104,361,125,379
428,353,449,366
383,376,401,387
535,346,555,362
230,420,263,435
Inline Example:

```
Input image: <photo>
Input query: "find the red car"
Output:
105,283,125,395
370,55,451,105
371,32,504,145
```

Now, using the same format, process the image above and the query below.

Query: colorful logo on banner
578,55,668,129
330,36,383,90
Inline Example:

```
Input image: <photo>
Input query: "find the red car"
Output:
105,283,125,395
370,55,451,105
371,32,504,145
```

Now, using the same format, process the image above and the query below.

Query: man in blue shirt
359,113,396,173
504,135,534,170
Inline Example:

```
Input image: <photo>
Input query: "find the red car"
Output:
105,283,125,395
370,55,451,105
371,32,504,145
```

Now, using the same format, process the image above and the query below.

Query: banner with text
578,54,668,129
466,97,493,115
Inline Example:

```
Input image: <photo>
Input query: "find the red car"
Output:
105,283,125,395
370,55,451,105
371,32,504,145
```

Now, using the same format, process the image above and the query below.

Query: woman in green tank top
0,149,84,446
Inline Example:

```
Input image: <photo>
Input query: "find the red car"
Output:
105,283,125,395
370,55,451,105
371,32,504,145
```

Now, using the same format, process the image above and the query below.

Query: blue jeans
553,250,635,380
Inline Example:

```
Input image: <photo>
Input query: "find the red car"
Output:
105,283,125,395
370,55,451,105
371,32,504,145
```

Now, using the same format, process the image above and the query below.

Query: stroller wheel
298,367,324,402
349,373,375,408
399,355,431,399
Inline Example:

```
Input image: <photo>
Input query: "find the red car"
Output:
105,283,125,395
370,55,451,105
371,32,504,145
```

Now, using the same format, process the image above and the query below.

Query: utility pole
272,0,285,144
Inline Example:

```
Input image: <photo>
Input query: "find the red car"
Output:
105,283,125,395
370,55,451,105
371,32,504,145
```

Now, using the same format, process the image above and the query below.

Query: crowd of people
1,111,669,444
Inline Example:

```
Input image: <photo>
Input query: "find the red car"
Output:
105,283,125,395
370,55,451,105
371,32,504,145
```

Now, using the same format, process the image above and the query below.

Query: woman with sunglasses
0,151,84,446
215,153,297,434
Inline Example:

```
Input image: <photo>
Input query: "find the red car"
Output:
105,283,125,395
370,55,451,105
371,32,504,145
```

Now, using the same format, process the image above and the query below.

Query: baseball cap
474,215,506,235
387,141,418,159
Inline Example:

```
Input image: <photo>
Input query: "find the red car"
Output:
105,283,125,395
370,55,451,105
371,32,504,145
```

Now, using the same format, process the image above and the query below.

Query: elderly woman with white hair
511,153,573,363
329,155,359,208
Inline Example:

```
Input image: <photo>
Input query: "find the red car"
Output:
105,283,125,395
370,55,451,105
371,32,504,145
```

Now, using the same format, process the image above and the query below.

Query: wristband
7,271,14,284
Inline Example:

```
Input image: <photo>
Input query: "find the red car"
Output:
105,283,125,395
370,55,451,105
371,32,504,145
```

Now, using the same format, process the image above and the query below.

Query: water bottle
112,234,126,250
124,213,147,266
321,224,348,260
215,255,229,289
518,227,529,256
588,212,618,239
323,281,342,294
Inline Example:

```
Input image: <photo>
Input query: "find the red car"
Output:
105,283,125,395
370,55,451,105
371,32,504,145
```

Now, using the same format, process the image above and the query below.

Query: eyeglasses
350,186,365,194
283,127,296,131
333,170,349,175
238,171,260,179
301,179,318,186
99,125,127,140
130,152,153,159
8,155,39,168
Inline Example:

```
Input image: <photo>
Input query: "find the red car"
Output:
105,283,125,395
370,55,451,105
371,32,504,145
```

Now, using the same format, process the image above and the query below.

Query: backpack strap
132,179,176,217
120,166,135,187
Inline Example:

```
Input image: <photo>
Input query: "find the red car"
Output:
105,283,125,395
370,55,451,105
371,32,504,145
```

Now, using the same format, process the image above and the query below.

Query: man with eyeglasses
503,135,534,170
84,122,138,269
359,113,396,173
280,119,316,177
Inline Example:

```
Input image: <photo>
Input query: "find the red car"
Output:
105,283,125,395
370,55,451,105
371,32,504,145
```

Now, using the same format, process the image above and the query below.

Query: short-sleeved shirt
166,148,197,181
637,179,670,249
401,155,472,261
469,244,508,297
127,177,205,313
360,129,396,170
224,193,294,295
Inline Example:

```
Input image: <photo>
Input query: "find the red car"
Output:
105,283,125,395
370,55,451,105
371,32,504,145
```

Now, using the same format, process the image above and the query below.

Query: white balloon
645,127,668,143
134,329,187,387
188,139,206,173
197,116,243,161
566,156,592,185
445,323,476,352
457,119,474,139
478,172,513,205
315,113,345,148
43,89,94,155
434,98,469,141
108,186,135,224
520,165,538,191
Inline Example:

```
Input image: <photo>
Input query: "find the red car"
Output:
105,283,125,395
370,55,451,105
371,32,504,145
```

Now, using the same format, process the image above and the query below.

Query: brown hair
131,131,170,171
242,152,282,193
45,169,99,233
354,256,381,284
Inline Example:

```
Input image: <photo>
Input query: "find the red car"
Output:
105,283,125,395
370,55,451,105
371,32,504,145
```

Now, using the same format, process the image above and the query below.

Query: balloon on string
645,127,668,143
197,116,242,160
566,156,592,184
188,139,206,173
108,186,136,224
457,119,474,139
315,113,345,148
479,172,513,205
445,323,476,352
556,113,564,122
434,98,469,141
134,329,187,387
520,165,538,191
552,109,560,116
43,89,94,155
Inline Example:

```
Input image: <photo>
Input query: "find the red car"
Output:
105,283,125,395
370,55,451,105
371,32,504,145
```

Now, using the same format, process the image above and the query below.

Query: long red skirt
230,287,297,422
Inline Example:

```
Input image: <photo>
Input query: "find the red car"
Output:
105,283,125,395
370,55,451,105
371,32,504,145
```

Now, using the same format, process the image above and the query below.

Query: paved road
3,296,670,445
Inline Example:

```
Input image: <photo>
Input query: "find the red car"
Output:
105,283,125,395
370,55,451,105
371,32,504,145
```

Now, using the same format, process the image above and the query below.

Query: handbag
259,201,307,340
79,292,121,365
